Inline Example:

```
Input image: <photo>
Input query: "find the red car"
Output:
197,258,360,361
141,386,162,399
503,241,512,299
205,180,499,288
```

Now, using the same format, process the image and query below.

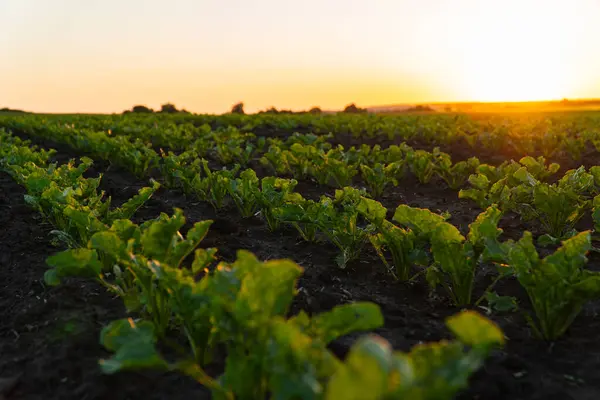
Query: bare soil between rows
1,134,600,399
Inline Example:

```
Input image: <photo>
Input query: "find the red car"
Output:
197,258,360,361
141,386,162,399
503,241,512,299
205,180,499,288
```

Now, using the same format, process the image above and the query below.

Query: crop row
5,117,600,245
4,117,600,340
0,128,506,399
4,111,600,160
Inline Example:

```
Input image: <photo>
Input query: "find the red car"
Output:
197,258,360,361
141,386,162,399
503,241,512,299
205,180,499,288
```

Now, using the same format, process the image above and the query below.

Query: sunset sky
2,0,600,113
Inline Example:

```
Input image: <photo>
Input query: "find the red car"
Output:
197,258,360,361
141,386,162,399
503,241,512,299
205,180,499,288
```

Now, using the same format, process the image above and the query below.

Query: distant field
369,98,600,113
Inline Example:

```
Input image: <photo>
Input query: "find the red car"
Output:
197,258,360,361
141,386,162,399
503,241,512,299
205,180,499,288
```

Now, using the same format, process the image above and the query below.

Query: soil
1,131,600,400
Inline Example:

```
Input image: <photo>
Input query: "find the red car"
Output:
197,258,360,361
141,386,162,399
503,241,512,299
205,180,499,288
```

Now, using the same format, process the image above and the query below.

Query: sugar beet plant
96,250,502,399
7,156,159,247
356,197,421,281
501,231,600,340
275,187,372,268
393,204,504,306
511,166,593,242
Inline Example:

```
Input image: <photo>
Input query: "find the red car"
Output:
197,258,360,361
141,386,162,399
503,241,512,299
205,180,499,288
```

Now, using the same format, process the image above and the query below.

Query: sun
454,1,578,102
462,56,572,102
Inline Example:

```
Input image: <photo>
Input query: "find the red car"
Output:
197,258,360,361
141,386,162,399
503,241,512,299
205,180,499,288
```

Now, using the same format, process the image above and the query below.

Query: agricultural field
2,111,600,399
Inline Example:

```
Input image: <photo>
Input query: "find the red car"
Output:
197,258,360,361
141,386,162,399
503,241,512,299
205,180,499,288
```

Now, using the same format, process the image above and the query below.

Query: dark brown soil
2,133,600,400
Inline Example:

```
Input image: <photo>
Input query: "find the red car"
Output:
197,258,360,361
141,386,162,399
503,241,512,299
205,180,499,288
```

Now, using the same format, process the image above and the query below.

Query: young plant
512,166,593,240
359,161,403,198
407,149,436,184
46,209,215,336
356,197,419,280
227,169,260,218
325,156,358,188
458,173,512,209
15,157,159,246
256,177,300,231
99,250,384,399
325,310,504,400
324,188,373,268
273,197,324,242
505,231,600,340
435,153,480,190
281,188,371,268
518,155,560,181
192,160,240,210
394,205,503,306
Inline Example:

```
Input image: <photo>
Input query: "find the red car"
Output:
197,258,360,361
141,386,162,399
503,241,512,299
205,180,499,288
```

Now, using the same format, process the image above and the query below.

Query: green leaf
484,291,519,313
191,248,218,274
467,205,503,247
168,220,213,267
267,320,337,399
356,196,387,225
46,248,102,281
107,180,160,223
140,209,186,262
63,206,107,236
544,231,591,276
233,253,303,324
446,310,505,349
537,234,561,247
468,173,490,190
325,335,393,400
99,319,167,374
43,269,60,286
300,302,384,344
393,205,447,238
89,231,127,259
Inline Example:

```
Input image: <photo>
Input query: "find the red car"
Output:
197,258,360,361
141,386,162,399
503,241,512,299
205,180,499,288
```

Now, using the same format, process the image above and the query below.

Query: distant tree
258,107,279,114
160,103,179,114
0,107,27,113
405,105,435,112
343,103,367,113
231,102,245,114
130,105,154,113
309,107,322,114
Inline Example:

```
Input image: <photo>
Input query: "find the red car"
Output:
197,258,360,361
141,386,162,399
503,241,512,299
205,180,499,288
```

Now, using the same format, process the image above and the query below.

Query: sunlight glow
454,0,584,102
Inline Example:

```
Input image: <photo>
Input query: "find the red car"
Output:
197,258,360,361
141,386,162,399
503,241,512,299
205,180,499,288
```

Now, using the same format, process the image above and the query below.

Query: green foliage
193,160,240,210
256,177,300,231
10,157,158,246
99,318,168,374
0,116,525,399
512,166,593,238
394,205,503,305
227,169,260,217
504,231,600,340
435,154,480,190
357,197,418,280
407,149,436,184
359,162,403,197
274,197,325,242
518,156,560,181
459,170,511,209
325,310,504,400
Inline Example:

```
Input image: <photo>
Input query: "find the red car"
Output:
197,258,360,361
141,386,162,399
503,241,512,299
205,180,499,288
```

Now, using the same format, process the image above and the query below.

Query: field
2,111,600,399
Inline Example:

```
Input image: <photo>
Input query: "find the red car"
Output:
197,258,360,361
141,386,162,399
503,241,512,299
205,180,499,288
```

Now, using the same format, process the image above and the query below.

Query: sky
1,0,600,113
